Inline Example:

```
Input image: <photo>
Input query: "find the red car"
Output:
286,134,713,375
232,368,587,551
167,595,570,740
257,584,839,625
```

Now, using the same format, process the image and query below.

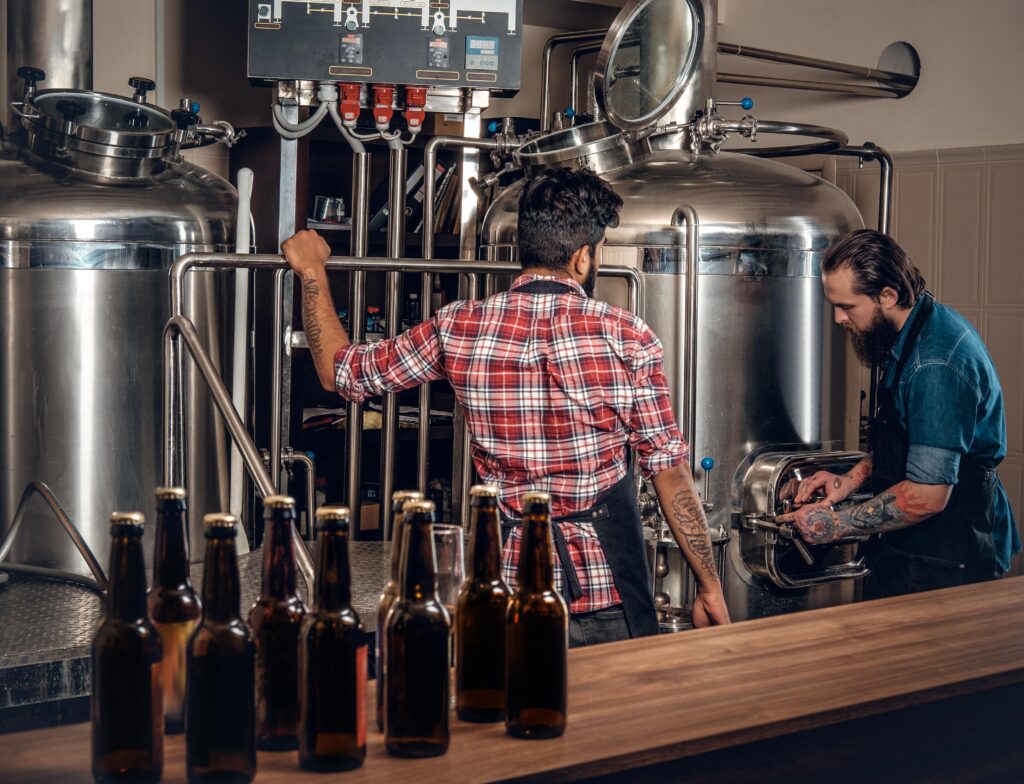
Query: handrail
0,480,108,593
163,313,316,601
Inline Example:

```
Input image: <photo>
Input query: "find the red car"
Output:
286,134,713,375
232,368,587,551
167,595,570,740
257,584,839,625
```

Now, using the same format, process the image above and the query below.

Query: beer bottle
92,512,163,784
248,495,307,751
456,484,511,723
375,489,423,732
384,500,451,757
299,506,367,771
505,491,568,739
147,487,201,735
186,513,256,784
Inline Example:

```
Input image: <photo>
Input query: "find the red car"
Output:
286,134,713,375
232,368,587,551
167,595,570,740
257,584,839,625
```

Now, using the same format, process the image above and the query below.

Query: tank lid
594,0,704,132
27,89,175,155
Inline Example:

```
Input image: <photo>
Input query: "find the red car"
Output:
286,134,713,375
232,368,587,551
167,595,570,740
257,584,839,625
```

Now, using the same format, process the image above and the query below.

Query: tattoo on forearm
668,489,717,579
301,274,325,369
800,481,935,544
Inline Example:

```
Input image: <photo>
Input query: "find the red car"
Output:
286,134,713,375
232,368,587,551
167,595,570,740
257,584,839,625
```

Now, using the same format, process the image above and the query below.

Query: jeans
568,605,630,648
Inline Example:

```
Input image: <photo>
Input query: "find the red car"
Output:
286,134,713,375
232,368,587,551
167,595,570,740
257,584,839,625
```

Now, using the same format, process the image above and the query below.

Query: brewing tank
0,86,239,574
481,146,864,619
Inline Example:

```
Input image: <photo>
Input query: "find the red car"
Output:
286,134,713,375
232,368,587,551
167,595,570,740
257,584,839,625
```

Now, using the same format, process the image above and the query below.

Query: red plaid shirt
334,274,688,611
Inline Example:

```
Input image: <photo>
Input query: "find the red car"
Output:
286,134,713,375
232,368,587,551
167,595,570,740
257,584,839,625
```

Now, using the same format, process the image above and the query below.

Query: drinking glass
432,524,464,709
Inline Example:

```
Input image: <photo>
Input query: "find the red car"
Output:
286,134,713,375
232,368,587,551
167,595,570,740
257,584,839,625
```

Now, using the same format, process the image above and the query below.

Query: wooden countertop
5,577,1024,783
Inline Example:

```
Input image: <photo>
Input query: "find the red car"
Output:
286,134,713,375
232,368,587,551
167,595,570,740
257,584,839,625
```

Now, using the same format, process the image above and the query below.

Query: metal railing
165,252,644,542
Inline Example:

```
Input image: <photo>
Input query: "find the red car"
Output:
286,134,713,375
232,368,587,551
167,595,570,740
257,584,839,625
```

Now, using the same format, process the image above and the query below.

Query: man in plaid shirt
284,168,729,645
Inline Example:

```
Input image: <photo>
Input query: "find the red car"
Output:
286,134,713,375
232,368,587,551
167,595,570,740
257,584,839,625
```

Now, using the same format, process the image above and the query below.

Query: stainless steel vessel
0,80,238,574
482,0,866,620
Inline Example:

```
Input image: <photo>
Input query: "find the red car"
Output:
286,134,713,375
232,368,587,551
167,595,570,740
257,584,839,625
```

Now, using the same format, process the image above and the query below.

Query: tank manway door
738,452,871,590
592,0,704,132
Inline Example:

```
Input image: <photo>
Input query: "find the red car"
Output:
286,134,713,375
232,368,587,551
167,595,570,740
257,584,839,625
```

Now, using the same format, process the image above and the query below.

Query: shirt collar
510,273,586,297
887,292,931,364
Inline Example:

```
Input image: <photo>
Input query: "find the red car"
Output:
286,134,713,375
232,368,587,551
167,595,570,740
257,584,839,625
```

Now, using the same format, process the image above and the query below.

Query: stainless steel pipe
717,41,917,89
163,313,315,600
541,29,609,131
672,206,700,454
346,151,371,530
718,72,905,99
570,43,602,117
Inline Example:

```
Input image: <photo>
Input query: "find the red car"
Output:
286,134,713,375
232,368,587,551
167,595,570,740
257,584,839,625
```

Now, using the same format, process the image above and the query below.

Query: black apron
498,277,659,637
864,294,999,599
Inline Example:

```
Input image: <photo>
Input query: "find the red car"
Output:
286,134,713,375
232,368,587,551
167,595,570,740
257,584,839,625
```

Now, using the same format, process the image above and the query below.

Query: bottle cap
469,484,500,498
203,512,238,528
404,499,436,516
109,511,145,528
391,489,424,508
522,491,552,507
263,495,295,509
154,486,186,500
315,505,350,521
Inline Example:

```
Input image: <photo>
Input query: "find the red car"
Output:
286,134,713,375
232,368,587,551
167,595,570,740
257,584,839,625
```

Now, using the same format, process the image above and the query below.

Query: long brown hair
822,230,926,308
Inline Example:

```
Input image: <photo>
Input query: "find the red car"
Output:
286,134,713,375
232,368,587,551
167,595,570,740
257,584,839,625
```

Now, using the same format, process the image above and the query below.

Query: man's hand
786,470,854,507
282,229,331,280
778,504,845,545
692,584,730,628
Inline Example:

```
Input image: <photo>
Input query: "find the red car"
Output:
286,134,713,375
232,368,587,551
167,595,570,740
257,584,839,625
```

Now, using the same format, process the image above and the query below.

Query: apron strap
500,515,586,604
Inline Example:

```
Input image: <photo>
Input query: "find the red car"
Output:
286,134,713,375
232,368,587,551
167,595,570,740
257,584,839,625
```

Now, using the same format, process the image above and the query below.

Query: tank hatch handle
129,76,156,104
16,65,45,104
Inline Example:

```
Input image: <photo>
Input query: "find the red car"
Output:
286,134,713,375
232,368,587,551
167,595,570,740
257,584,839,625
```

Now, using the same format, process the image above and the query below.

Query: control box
248,1,523,94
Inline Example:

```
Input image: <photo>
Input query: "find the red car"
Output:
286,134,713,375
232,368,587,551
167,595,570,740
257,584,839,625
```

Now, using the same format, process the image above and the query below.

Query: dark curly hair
517,168,623,271
821,229,927,308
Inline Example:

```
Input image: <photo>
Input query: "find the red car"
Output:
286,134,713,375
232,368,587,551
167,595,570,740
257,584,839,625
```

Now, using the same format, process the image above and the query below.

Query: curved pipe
541,29,608,131
327,102,366,154
0,480,108,593
671,206,700,455
272,102,329,139
743,120,848,158
833,143,893,235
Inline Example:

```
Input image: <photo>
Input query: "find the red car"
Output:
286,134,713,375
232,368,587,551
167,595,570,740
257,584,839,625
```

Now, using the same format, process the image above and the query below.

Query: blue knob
305,451,316,460
564,107,576,119
487,120,501,134
740,97,754,110
700,456,714,472
191,101,201,114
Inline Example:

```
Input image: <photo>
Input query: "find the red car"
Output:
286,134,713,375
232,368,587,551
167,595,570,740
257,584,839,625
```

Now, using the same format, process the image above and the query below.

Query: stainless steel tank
0,81,239,574
481,0,865,621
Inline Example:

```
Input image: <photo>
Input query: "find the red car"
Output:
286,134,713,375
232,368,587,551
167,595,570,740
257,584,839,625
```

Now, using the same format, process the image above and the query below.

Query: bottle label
356,644,367,748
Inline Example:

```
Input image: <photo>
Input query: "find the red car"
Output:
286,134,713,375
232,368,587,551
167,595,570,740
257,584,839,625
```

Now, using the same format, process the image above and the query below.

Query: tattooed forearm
301,274,325,368
668,488,718,581
846,456,874,491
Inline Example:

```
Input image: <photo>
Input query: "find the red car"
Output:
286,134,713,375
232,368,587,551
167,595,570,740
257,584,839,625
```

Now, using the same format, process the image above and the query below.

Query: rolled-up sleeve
334,316,446,403
904,363,977,485
628,328,688,477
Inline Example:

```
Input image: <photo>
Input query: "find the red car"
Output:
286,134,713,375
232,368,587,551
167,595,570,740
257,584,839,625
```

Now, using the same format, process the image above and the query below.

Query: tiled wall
836,145,1024,574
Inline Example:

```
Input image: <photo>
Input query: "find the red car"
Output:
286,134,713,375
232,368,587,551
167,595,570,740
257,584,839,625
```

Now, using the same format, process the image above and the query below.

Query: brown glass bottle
505,491,569,739
91,512,163,784
375,489,423,732
456,484,511,722
186,513,256,784
147,487,201,735
384,500,451,757
299,506,367,771
248,495,307,751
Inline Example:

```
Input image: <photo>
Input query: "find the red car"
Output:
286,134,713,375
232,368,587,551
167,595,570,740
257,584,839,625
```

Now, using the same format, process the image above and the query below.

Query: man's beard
582,262,597,298
849,308,900,366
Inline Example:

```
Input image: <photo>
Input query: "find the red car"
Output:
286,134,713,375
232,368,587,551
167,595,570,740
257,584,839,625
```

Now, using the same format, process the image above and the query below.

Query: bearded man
779,230,1019,598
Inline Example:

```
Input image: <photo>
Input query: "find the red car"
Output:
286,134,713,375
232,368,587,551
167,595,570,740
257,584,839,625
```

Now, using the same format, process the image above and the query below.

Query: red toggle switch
372,84,396,130
339,83,363,125
403,85,429,131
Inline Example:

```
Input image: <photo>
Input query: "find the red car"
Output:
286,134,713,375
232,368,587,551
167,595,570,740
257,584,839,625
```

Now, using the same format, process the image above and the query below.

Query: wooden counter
5,577,1024,783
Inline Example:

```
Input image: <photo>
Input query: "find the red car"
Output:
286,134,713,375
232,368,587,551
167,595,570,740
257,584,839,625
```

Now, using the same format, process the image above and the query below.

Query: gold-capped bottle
505,492,568,739
456,484,511,722
91,512,163,784
186,513,256,783
248,495,307,751
384,500,451,757
299,506,367,771
147,487,201,735
375,489,423,733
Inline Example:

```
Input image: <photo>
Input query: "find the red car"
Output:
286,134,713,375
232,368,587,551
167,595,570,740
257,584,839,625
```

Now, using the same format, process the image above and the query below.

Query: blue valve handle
700,456,714,472
487,120,501,134
564,107,576,119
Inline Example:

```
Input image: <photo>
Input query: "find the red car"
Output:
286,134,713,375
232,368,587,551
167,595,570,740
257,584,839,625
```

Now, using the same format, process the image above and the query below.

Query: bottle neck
468,501,502,581
388,509,407,584
261,510,298,599
399,515,438,602
107,531,149,621
517,515,555,593
314,527,353,612
202,533,241,623
152,499,191,589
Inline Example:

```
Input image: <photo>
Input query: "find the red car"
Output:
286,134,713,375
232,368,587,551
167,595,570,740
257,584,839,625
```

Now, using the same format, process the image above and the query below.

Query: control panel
248,0,523,94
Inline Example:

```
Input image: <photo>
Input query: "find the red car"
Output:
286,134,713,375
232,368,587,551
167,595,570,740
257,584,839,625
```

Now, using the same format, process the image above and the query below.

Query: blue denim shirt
881,293,1021,572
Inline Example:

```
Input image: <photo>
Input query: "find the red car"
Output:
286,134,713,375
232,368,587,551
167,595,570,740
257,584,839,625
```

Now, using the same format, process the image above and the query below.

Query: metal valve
16,65,45,103
128,77,156,104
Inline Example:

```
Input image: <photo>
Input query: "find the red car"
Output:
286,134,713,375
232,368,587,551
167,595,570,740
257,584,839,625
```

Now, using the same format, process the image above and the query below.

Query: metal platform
0,542,390,712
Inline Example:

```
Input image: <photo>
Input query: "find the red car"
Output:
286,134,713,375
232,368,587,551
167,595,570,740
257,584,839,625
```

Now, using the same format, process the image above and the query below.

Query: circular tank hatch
593,0,704,132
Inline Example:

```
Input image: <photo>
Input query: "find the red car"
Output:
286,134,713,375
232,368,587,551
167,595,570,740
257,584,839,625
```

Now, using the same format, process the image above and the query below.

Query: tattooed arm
652,463,730,626
281,230,350,391
779,479,952,545
786,456,874,508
